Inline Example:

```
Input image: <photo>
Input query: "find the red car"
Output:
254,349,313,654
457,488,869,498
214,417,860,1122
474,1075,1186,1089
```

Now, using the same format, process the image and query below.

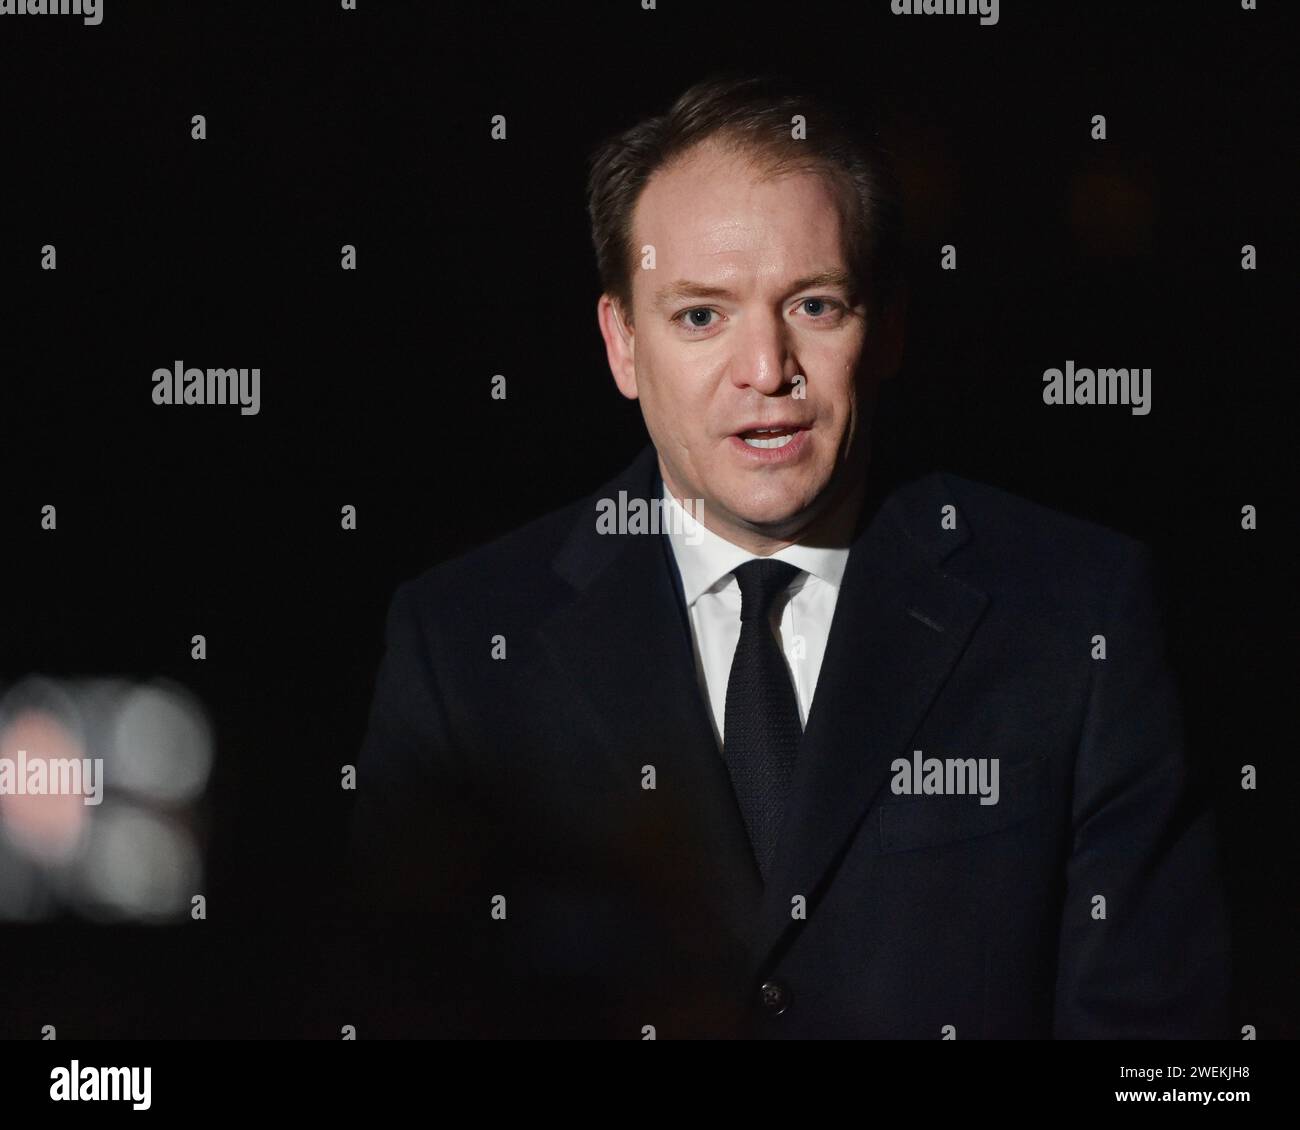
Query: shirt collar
662,474,864,607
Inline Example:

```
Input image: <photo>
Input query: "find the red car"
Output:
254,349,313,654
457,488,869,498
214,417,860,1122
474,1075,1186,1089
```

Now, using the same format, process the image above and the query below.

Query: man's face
598,141,891,550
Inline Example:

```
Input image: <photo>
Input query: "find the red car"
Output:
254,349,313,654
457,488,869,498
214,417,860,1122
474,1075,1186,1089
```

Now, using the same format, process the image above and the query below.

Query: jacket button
758,979,790,1016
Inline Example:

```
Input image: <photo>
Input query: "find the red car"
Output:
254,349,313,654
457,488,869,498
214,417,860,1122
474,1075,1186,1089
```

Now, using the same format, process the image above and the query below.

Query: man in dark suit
346,74,1230,1039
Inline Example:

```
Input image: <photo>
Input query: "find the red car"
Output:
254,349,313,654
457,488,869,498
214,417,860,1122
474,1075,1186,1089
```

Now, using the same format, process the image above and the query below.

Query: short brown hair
585,72,904,324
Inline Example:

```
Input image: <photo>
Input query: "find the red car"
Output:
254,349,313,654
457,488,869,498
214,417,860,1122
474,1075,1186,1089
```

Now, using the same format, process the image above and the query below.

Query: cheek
644,349,712,425
637,357,703,454
814,371,856,425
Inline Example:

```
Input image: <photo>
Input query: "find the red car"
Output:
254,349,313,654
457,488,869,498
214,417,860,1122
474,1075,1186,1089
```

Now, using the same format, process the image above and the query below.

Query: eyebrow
652,269,857,309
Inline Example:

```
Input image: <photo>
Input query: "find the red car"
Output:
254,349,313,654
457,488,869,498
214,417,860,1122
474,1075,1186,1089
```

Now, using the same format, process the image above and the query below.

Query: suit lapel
537,446,764,932
745,474,990,979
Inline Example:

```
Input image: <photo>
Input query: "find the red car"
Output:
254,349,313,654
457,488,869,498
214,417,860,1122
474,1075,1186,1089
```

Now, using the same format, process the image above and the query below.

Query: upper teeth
744,432,794,449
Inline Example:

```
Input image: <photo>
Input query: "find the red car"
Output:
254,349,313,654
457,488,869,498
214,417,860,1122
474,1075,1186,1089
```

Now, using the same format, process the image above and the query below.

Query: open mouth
738,426,802,450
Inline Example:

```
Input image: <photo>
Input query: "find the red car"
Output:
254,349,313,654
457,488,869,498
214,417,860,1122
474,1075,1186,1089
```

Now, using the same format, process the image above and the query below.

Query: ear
597,294,639,400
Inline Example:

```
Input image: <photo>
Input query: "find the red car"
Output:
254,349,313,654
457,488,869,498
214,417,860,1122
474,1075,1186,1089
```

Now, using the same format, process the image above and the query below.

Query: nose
730,309,799,395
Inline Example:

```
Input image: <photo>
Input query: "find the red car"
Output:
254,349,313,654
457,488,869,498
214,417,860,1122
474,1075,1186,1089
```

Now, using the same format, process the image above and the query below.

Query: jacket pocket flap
877,756,1047,854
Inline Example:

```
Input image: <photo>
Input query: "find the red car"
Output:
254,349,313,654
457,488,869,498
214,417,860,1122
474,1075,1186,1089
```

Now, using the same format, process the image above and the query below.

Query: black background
0,0,1293,1038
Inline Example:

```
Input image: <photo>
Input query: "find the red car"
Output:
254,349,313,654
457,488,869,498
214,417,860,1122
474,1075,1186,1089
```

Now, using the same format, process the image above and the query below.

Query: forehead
631,142,849,286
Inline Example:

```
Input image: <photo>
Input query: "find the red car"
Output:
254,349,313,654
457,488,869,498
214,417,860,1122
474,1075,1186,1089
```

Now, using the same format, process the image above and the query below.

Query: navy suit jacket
346,443,1230,1039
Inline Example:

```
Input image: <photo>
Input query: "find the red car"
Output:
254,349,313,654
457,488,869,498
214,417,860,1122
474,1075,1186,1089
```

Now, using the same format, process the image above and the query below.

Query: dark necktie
722,558,803,882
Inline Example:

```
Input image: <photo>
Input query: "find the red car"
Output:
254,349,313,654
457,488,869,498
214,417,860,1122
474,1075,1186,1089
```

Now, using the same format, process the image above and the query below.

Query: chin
726,490,810,531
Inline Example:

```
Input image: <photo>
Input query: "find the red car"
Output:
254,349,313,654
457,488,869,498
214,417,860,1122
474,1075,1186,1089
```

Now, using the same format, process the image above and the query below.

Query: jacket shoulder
936,471,1146,560
396,492,588,618
392,446,658,615
902,472,1154,607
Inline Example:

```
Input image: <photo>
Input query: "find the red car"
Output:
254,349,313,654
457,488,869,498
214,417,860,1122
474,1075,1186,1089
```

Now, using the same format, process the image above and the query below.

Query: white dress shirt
661,476,865,749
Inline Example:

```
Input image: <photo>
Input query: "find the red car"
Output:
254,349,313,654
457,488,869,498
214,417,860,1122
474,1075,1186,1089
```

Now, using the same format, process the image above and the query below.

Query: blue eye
675,308,718,332
802,297,849,319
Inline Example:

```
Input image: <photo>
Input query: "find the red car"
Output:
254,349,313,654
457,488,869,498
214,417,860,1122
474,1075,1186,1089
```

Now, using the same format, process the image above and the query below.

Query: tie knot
732,558,801,622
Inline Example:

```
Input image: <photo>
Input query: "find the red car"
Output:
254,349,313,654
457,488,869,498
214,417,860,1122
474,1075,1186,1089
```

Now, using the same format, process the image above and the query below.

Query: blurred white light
0,675,213,921
110,681,213,805
78,805,201,921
